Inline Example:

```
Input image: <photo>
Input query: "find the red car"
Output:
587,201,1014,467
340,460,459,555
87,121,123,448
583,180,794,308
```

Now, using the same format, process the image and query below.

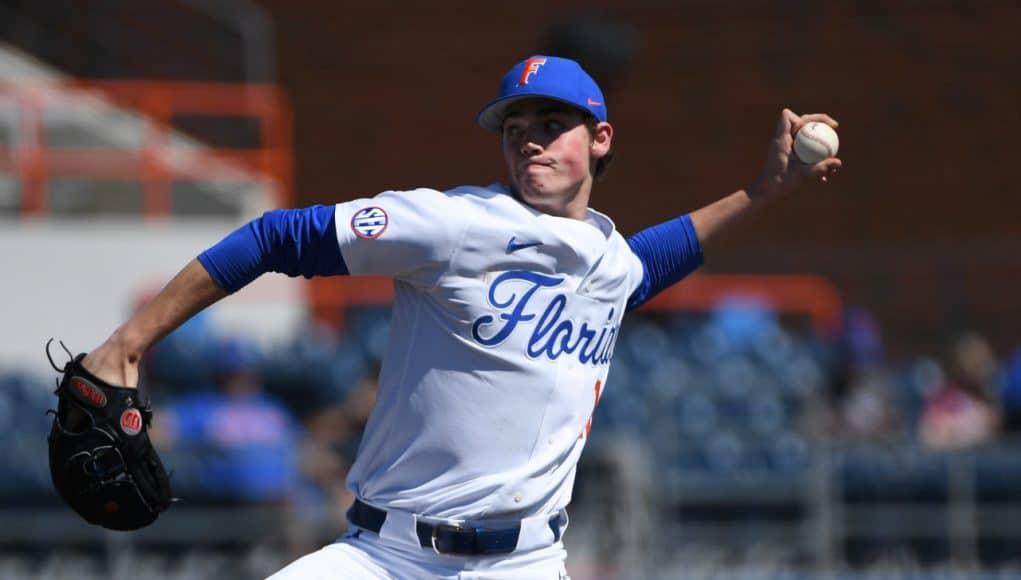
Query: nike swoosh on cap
506,236,544,253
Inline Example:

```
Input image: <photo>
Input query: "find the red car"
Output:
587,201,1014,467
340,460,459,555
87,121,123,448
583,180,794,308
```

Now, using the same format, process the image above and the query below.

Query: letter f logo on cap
518,57,547,85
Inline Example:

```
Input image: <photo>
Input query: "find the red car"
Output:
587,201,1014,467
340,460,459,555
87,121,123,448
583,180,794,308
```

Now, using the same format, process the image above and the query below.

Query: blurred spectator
293,372,374,494
288,368,380,551
260,322,361,420
918,331,1001,450
302,367,378,465
153,336,300,503
808,308,904,443
831,368,903,443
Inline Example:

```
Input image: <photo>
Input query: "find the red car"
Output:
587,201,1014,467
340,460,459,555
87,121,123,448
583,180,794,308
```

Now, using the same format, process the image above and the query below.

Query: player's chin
515,182,555,206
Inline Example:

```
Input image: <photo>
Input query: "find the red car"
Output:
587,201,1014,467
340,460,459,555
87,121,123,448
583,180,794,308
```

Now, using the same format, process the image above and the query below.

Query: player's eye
544,120,564,134
503,125,522,139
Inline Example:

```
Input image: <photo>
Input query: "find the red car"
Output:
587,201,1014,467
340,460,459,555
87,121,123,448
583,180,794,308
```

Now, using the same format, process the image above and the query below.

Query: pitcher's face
501,99,611,219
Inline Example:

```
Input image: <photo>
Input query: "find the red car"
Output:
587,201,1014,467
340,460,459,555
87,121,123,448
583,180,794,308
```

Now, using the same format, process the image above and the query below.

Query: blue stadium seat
745,392,789,436
750,325,797,369
597,389,650,434
647,422,684,466
670,442,711,478
604,357,636,394
704,431,746,474
765,431,812,474
776,352,826,396
713,354,762,399
643,356,697,402
618,320,671,367
687,322,733,367
666,318,701,357
675,392,718,439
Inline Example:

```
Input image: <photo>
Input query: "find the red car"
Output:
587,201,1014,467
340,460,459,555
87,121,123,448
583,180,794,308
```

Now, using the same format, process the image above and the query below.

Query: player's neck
509,184,591,221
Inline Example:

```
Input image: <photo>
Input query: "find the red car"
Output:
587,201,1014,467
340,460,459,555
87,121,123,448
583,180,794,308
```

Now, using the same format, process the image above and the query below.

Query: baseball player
76,55,840,578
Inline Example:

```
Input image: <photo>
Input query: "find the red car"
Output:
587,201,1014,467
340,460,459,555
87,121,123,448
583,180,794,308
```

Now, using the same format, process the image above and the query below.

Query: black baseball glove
46,341,173,530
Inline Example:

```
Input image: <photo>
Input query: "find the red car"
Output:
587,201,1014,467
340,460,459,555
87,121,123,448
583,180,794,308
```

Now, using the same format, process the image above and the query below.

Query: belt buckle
430,523,467,555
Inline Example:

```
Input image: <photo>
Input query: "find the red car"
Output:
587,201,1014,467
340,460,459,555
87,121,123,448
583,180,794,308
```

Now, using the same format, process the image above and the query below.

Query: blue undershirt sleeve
197,205,349,294
626,214,704,311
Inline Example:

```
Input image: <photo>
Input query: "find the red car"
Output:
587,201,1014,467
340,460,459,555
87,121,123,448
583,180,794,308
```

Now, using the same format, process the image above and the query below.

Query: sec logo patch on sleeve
351,206,389,239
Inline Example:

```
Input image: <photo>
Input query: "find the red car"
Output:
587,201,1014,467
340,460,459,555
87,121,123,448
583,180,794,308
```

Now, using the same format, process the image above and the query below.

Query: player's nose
520,140,542,157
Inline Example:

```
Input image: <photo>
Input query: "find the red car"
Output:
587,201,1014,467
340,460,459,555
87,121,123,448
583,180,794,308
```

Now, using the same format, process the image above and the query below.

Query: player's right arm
83,259,226,388
83,190,459,388
82,204,344,388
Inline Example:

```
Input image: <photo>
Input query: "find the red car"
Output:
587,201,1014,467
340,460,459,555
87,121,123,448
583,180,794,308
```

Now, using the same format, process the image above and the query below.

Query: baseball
793,121,839,164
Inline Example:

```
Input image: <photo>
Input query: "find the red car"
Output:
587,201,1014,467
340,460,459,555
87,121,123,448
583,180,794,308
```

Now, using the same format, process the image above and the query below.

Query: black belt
347,499,563,556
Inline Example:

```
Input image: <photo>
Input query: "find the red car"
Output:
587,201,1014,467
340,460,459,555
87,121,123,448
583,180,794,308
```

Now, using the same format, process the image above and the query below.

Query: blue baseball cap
477,55,607,132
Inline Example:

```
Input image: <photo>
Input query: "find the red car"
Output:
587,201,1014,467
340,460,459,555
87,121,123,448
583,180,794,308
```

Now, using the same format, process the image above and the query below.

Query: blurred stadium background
0,1,1019,578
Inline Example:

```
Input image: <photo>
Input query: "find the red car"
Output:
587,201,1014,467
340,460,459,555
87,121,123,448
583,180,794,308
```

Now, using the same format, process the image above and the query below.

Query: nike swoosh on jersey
506,237,544,253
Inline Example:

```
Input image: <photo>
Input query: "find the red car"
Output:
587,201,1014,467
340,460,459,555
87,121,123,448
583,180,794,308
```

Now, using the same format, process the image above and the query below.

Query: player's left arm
626,109,840,311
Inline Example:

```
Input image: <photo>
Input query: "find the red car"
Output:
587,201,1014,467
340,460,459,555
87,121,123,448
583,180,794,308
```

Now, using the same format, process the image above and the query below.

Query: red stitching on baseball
799,127,834,158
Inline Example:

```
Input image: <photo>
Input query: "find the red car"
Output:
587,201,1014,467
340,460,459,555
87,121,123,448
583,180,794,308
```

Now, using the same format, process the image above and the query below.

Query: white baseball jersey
333,184,645,521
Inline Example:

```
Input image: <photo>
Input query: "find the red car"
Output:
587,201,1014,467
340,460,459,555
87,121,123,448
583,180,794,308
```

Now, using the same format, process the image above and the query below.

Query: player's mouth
522,160,554,172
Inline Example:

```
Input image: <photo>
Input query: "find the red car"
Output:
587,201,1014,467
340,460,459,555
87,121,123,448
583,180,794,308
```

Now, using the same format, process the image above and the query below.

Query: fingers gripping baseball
757,109,841,197
810,157,842,182
789,110,841,181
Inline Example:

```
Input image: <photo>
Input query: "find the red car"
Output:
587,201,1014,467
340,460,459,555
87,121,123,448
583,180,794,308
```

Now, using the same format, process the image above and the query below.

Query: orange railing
0,81,293,216
309,273,844,336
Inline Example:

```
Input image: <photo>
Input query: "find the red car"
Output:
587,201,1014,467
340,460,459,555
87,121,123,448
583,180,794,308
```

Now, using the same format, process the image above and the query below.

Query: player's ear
590,122,613,159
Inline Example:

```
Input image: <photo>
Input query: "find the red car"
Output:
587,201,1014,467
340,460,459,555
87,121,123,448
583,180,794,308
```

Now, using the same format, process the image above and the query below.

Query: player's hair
584,115,614,180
